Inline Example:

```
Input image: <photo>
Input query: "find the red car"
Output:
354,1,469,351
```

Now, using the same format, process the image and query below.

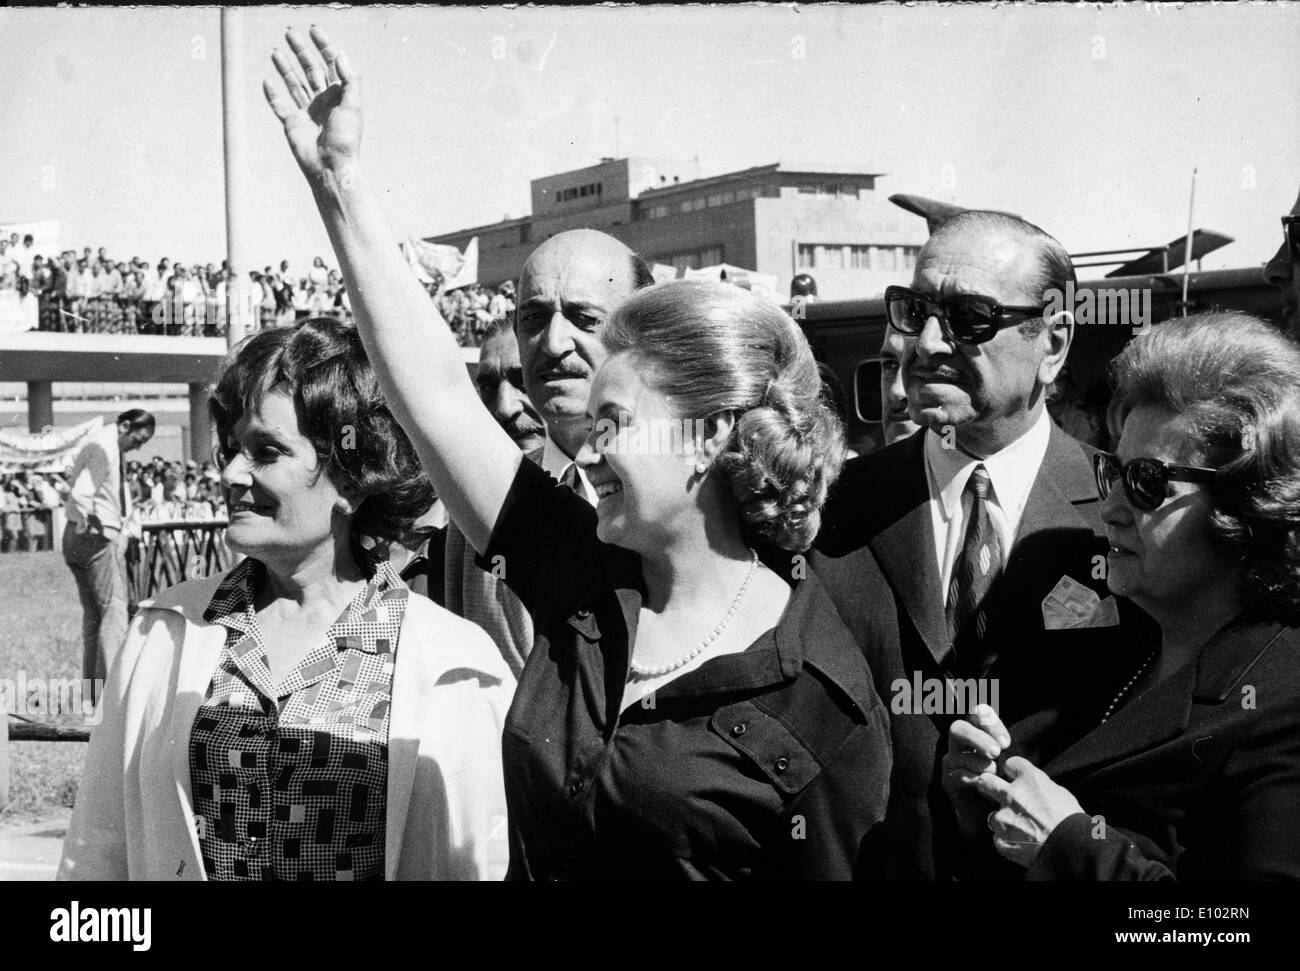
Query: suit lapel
1041,654,1194,778
867,433,950,667
1013,423,1098,539
980,425,1099,655
1044,622,1286,779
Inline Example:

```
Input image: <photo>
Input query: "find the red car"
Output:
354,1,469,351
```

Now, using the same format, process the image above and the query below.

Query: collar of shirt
542,430,598,505
202,558,409,702
203,558,407,630
924,406,1051,527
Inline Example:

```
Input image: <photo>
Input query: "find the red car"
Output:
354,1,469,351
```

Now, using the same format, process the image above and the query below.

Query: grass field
1,551,92,826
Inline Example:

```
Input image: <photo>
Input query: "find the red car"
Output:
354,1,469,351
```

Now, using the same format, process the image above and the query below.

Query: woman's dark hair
1110,312,1300,625
209,317,434,559
600,280,846,551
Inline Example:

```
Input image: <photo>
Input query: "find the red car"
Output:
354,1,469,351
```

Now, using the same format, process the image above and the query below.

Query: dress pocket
710,701,820,796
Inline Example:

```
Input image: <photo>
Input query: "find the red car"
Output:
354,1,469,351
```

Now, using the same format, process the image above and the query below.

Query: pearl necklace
1099,649,1159,725
628,549,760,680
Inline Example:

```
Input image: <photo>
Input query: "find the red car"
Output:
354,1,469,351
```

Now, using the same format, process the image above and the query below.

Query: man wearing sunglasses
1263,185,1300,338
812,210,1152,880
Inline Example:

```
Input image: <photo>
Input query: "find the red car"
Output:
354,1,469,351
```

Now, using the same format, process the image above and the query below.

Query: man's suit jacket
812,423,1156,880
1024,621,1300,880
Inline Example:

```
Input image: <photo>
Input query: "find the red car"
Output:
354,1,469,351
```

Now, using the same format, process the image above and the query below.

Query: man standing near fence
62,409,155,701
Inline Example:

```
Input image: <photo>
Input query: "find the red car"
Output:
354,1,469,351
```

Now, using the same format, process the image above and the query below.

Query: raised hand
263,26,362,186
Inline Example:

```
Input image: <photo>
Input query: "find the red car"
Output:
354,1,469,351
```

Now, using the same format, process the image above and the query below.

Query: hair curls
1109,312,1300,626
600,280,846,551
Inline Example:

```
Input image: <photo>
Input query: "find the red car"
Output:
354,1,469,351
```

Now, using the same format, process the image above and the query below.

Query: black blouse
483,459,892,880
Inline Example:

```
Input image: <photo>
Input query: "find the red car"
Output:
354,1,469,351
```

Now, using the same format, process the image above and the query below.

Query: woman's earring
695,462,709,475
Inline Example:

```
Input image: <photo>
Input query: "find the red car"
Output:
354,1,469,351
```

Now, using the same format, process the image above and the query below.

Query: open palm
263,26,362,183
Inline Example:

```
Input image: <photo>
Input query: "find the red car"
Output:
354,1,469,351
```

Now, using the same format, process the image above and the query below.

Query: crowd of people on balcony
0,232,515,347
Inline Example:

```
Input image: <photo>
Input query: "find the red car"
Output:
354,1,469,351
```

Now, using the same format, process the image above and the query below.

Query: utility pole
221,8,249,349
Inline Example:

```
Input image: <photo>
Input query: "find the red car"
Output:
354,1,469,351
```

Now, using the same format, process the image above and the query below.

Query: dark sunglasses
1093,451,1217,512
884,285,1049,346
1283,215,1300,262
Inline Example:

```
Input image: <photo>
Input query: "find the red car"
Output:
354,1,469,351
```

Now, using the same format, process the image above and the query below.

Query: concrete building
426,157,927,301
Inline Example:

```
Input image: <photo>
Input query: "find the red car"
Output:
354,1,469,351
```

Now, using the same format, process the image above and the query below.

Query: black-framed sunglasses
1093,451,1217,512
884,285,1049,346
1282,215,1300,262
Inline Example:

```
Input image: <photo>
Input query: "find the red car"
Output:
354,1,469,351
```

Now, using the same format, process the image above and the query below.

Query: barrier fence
126,518,232,610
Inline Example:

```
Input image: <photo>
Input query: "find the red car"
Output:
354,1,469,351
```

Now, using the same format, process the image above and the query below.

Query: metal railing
127,517,232,610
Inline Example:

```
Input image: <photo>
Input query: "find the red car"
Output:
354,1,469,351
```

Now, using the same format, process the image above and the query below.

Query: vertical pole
27,379,54,432
221,9,248,349
1181,167,1197,317
188,382,214,464
0,707,8,813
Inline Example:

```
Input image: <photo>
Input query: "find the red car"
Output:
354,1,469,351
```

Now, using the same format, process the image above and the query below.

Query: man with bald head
813,211,1149,879
514,229,654,499
432,233,651,673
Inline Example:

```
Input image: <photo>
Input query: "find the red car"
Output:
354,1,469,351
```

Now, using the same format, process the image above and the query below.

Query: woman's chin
224,525,276,559
1104,558,1138,599
593,516,619,546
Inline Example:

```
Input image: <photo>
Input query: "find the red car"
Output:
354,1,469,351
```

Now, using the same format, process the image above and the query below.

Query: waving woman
264,26,890,879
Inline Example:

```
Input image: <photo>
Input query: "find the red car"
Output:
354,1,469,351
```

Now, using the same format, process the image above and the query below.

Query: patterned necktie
945,464,1002,673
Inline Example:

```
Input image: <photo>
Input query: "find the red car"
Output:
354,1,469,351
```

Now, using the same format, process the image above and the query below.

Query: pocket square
1042,575,1119,629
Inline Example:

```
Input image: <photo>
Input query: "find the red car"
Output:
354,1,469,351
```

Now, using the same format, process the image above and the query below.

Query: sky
2,4,1299,276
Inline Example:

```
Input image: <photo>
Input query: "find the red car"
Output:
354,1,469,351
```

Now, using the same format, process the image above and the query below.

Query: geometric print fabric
190,558,409,880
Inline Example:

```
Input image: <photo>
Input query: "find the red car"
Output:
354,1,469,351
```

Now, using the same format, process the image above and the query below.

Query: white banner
0,416,103,474
403,236,479,293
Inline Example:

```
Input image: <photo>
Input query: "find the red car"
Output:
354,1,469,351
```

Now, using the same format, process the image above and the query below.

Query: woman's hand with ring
975,757,1085,868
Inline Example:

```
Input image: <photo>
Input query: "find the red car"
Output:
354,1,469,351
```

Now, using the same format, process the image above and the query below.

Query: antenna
1181,167,1197,317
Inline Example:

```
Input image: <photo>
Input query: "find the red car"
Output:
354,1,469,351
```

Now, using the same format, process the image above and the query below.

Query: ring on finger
987,810,998,832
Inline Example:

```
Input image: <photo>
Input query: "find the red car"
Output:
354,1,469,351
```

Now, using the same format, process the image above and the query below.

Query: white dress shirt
64,423,129,538
923,407,1052,596
542,431,598,506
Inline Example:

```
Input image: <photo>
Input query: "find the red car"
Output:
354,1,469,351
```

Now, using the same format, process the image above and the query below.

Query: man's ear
1038,310,1074,387
694,411,736,473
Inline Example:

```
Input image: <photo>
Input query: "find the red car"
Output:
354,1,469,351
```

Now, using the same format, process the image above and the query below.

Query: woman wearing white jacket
59,316,513,881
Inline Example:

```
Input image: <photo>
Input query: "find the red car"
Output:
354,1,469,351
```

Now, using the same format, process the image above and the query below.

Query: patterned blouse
189,558,410,881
